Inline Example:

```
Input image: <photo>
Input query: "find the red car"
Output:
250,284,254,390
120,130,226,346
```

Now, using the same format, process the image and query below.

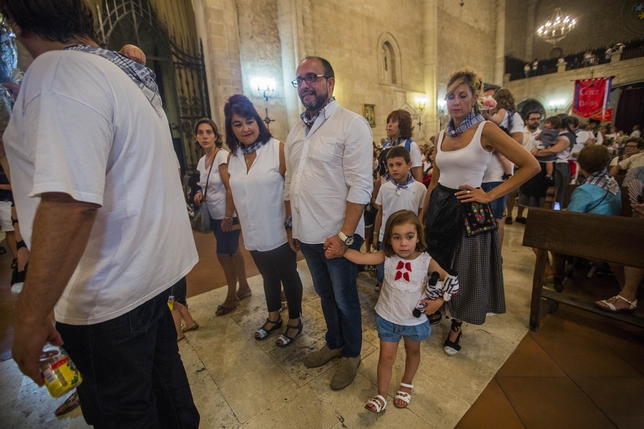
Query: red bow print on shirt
395,261,412,282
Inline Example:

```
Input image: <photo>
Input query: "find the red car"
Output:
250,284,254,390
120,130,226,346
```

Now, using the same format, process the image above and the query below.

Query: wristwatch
338,231,354,246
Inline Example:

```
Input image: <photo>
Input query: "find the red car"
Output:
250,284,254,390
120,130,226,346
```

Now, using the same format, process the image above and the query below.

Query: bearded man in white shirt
284,56,373,390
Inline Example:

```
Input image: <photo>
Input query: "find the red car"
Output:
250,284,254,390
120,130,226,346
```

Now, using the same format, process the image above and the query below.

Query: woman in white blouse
193,118,250,316
223,95,303,347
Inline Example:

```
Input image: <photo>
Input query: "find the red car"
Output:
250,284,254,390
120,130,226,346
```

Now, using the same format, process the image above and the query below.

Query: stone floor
0,219,642,428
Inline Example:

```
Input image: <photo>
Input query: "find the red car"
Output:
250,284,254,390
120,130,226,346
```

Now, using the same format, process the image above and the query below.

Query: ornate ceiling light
537,8,577,45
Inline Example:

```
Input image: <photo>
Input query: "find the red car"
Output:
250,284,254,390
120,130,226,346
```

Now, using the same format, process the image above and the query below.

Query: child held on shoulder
326,210,459,414
373,146,427,292
535,115,562,183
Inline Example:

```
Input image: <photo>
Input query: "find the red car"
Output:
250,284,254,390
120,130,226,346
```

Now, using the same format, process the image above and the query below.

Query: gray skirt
447,228,505,325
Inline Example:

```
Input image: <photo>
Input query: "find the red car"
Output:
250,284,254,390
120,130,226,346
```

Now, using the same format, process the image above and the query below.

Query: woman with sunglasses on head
223,94,304,346
419,68,539,356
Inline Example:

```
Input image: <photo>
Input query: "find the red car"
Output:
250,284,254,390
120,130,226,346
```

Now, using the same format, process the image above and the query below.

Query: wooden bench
522,207,644,331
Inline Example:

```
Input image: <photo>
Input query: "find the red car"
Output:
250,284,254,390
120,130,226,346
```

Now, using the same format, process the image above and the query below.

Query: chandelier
537,8,577,45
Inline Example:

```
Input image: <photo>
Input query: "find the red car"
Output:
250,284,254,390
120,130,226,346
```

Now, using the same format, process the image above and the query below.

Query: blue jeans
376,242,384,283
300,236,364,358
57,284,199,429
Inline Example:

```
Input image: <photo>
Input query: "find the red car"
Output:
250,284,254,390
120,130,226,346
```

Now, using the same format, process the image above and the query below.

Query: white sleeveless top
436,122,493,189
228,138,287,251
375,252,431,326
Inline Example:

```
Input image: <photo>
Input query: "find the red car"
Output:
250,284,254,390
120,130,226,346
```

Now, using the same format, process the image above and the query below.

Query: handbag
191,152,217,234
463,201,498,237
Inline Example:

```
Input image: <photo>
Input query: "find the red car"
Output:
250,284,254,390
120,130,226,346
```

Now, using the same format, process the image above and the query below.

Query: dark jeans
57,285,199,429
250,242,303,319
300,236,364,358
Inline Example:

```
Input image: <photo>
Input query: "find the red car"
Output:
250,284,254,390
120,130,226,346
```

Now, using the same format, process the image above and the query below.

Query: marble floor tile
2,230,537,428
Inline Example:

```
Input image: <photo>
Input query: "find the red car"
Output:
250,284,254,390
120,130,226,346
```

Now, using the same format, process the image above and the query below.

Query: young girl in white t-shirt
326,210,458,413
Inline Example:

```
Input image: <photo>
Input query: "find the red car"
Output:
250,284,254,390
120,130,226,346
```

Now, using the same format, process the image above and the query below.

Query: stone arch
378,32,402,86
518,98,546,120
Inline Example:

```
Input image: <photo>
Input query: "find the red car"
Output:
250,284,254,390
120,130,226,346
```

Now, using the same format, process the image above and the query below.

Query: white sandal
364,395,387,413
595,295,638,313
394,383,413,408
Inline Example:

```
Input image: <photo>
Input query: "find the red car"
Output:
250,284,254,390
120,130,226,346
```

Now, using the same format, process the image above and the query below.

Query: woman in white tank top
224,95,304,347
419,68,540,356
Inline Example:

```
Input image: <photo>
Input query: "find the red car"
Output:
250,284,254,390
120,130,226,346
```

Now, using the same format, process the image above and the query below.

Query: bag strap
404,138,412,152
202,149,218,201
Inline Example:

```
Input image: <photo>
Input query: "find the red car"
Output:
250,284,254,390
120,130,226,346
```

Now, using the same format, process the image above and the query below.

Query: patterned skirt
425,184,505,325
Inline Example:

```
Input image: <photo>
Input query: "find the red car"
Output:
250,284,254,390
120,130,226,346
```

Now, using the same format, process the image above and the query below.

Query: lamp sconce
250,77,276,128
437,99,447,114
548,99,566,113
415,96,426,131
437,99,447,129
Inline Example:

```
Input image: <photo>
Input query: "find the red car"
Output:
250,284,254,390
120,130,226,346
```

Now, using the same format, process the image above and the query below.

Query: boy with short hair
373,146,427,291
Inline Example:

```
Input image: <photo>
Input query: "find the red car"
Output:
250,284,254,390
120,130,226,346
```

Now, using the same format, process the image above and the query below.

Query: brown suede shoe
302,344,342,368
330,356,361,390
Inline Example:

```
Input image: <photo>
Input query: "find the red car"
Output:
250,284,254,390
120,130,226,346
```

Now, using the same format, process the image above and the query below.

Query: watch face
345,236,354,246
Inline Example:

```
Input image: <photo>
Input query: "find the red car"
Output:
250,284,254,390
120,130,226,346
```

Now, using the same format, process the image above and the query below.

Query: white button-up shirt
284,100,373,244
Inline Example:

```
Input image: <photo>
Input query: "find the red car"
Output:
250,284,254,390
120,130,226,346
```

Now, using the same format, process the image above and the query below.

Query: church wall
504,0,526,60
235,0,290,141
531,0,643,59
436,0,497,100
308,0,426,143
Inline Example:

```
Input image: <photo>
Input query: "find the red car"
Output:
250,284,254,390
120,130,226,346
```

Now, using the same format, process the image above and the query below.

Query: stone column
524,0,537,62
494,0,506,86
423,0,439,137
191,0,243,127
277,0,313,129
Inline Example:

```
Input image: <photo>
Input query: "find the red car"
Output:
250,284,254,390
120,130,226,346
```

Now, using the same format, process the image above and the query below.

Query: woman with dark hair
382,110,423,181
224,94,304,346
193,118,250,316
419,68,539,356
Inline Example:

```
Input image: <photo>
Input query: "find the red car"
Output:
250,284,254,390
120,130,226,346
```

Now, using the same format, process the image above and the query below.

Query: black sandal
276,320,303,347
255,316,282,340
443,319,462,356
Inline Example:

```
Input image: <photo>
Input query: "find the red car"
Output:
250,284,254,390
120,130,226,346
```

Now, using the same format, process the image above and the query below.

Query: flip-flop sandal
237,287,252,300
55,391,80,416
215,298,239,316
181,322,199,333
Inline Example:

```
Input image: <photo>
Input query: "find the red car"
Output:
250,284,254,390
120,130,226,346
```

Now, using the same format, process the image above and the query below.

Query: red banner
572,77,613,118
592,108,613,122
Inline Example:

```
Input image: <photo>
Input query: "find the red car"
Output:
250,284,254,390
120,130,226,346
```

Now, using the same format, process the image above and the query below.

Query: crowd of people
1,0,642,427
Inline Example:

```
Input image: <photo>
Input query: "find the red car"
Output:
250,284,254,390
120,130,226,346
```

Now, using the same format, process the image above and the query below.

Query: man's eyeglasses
291,73,329,88
626,145,639,149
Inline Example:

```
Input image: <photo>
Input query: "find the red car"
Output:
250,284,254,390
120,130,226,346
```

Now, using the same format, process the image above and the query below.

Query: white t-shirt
576,130,593,146
375,252,431,326
228,138,287,251
375,180,426,242
631,130,641,138
523,126,541,152
499,111,525,135
284,100,373,244
3,50,198,325
197,149,229,220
